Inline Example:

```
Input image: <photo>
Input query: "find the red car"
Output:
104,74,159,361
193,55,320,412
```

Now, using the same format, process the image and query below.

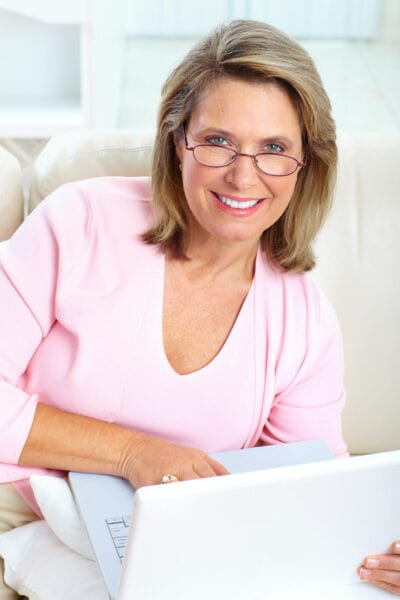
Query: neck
178,231,259,283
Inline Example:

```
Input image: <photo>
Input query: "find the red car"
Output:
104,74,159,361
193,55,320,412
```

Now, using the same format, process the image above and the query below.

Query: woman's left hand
358,541,400,595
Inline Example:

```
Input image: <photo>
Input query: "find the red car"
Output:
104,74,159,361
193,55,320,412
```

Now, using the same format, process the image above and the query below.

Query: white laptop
69,442,400,600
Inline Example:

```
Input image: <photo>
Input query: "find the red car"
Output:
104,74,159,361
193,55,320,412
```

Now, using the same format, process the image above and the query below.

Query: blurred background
0,0,399,189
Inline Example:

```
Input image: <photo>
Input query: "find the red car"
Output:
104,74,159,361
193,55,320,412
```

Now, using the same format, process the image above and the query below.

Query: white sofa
0,143,24,241
312,133,400,455
1,130,400,456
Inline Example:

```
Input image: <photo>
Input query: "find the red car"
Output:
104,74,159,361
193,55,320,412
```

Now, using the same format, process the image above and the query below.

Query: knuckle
374,570,400,586
386,555,400,571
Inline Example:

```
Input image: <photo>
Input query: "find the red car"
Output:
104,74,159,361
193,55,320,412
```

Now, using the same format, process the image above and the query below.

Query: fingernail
394,542,400,552
366,557,379,568
359,568,372,580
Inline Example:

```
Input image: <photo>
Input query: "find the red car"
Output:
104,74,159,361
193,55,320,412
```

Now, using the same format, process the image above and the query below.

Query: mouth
213,192,264,209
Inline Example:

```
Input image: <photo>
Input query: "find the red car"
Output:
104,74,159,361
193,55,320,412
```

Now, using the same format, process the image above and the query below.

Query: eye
206,135,228,146
264,143,285,153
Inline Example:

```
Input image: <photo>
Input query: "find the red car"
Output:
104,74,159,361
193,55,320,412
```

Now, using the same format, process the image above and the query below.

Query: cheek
182,162,215,198
269,176,298,205
181,168,208,218
182,167,199,203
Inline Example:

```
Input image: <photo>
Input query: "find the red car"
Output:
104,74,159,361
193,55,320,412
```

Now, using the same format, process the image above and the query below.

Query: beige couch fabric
312,132,400,454
29,130,153,212
0,145,23,241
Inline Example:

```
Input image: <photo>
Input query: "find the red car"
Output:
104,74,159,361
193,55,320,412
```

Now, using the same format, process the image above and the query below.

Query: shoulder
43,175,152,232
6,176,155,283
257,252,338,334
74,175,152,207
255,253,343,383
21,176,153,256
289,271,340,340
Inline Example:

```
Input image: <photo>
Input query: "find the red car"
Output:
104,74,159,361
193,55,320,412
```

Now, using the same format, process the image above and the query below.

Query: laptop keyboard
105,515,131,563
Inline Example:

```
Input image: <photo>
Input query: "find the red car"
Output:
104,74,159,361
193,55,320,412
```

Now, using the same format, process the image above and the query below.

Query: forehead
189,77,302,141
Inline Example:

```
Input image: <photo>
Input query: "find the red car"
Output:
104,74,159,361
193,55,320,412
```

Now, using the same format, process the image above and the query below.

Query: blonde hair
143,19,337,272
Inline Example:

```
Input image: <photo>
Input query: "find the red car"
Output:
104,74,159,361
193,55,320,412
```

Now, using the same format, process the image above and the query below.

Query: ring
161,474,179,484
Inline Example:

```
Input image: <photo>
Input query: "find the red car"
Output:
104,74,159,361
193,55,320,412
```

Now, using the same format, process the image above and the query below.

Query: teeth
217,194,260,209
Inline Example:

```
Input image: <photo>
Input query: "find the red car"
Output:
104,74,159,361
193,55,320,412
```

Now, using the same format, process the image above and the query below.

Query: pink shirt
0,176,347,489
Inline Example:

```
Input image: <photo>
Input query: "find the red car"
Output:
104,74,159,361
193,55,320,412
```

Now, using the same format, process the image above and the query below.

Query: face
175,78,304,253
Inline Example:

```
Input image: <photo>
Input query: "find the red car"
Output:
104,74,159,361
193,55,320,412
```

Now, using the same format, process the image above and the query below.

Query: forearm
18,403,140,479
18,403,228,489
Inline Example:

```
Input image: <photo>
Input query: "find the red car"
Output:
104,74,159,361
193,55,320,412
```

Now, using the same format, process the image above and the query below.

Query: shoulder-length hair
143,19,337,273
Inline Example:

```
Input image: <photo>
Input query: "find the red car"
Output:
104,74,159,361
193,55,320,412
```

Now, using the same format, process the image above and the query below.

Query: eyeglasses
184,128,305,177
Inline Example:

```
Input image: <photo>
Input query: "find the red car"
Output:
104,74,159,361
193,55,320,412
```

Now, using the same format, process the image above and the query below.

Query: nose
223,153,263,190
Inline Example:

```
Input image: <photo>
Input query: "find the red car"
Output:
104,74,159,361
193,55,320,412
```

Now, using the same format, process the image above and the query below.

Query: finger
363,554,400,572
177,467,201,482
181,455,229,481
160,473,181,484
359,566,400,587
393,542,400,554
368,580,400,596
193,460,220,479
206,456,230,476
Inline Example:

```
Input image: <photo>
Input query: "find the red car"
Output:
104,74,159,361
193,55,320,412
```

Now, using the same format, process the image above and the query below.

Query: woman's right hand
18,403,227,489
118,433,229,489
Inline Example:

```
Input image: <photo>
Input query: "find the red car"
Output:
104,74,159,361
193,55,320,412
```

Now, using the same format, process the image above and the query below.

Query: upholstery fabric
0,145,23,242
311,132,400,454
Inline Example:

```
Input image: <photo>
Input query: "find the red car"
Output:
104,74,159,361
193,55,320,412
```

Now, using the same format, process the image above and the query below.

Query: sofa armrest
0,144,24,240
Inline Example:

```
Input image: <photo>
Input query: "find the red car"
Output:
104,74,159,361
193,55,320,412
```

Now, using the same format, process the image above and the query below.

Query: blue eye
207,136,228,146
265,143,285,153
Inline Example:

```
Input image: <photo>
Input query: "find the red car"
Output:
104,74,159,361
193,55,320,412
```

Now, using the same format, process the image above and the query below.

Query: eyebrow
191,126,295,148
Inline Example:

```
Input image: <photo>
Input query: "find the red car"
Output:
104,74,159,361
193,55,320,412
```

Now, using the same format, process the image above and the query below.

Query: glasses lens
256,153,298,176
193,145,235,167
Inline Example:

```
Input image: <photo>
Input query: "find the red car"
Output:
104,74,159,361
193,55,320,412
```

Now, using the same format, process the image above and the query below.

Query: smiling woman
1,19,399,600
146,20,337,273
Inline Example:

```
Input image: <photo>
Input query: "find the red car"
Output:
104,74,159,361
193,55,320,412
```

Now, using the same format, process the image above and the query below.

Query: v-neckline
157,248,259,377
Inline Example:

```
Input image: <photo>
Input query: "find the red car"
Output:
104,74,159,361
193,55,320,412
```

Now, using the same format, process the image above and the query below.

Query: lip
211,191,266,217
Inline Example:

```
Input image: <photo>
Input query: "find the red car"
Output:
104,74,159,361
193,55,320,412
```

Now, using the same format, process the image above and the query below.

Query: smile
214,193,263,209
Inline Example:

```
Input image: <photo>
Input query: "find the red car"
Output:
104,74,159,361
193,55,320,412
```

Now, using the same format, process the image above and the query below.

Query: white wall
379,0,400,41
124,0,380,39
0,9,80,101
119,0,399,132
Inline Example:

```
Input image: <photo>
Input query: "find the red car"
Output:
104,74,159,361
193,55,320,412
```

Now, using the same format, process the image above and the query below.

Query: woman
0,19,398,598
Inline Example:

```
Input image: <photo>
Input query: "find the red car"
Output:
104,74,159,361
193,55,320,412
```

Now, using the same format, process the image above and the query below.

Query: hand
358,541,400,595
118,432,229,489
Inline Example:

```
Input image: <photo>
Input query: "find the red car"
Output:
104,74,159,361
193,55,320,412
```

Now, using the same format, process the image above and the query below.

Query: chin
212,229,262,245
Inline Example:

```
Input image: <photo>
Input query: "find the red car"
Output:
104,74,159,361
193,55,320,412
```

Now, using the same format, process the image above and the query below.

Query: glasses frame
183,126,305,177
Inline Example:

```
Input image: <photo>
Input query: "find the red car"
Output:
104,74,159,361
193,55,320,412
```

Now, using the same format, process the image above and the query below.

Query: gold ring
161,474,179,484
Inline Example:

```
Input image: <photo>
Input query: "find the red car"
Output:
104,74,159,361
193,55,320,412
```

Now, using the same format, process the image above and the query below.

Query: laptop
69,442,400,599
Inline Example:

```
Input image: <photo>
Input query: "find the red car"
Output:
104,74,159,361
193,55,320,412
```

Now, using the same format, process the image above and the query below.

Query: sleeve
259,287,348,458
0,183,91,464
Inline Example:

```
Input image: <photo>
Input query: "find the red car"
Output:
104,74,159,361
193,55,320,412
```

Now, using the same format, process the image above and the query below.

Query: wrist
116,430,149,485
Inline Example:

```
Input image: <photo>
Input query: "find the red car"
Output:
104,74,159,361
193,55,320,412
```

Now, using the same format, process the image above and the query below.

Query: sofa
3,130,399,455
0,143,24,241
